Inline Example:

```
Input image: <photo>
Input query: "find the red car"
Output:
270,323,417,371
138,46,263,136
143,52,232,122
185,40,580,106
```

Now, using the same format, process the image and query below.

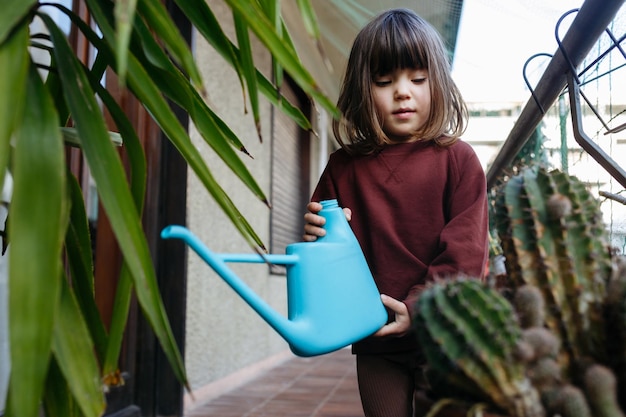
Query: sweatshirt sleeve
403,144,489,317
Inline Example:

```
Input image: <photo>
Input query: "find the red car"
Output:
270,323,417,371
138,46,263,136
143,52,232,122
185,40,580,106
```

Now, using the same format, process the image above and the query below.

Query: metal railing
486,0,625,189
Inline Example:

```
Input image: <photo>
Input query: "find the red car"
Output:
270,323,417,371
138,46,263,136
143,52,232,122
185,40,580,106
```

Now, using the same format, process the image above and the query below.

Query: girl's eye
412,77,427,84
374,80,391,87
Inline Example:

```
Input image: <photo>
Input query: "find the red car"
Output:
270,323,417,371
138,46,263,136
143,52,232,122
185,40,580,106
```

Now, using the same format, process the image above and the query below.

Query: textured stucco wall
184,0,290,391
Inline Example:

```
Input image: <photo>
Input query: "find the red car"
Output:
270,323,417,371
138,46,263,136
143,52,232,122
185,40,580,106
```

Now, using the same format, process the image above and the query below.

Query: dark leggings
356,352,426,417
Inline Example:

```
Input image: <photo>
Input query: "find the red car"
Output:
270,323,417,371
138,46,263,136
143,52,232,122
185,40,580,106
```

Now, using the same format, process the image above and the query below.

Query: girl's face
372,68,431,142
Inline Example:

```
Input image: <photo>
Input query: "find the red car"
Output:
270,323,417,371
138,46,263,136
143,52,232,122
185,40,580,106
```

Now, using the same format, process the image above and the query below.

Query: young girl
303,8,489,417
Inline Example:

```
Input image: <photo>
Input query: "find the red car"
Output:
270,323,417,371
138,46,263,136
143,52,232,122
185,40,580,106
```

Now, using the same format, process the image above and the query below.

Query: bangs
369,14,428,76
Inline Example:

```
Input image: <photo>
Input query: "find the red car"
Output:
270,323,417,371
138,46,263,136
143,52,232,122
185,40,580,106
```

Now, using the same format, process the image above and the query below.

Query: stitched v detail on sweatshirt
376,152,413,183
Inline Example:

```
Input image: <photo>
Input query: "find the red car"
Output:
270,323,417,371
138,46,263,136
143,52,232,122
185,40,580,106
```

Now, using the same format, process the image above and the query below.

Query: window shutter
269,79,311,273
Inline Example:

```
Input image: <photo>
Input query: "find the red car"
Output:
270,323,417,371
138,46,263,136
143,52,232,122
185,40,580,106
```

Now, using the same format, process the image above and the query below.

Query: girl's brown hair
332,8,468,155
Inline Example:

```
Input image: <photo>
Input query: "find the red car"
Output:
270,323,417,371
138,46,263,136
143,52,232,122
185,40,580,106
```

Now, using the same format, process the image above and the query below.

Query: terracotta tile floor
184,348,364,417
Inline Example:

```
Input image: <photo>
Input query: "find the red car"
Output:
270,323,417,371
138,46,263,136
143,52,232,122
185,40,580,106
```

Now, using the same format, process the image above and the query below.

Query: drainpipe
486,0,624,188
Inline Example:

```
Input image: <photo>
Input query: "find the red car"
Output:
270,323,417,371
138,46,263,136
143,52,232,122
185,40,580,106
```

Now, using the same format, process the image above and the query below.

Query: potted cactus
412,166,626,417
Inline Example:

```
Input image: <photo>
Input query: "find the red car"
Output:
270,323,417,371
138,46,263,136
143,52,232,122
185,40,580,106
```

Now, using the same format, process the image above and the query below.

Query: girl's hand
303,201,352,242
373,294,411,338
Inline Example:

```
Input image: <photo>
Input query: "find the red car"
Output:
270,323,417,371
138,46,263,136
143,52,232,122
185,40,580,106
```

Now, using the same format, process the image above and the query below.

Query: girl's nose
394,80,411,99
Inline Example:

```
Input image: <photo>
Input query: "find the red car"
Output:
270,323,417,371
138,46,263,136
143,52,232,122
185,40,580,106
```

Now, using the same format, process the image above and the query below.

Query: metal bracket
566,71,626,189
522,53,553,115
485,0,624,188
557,8,626,189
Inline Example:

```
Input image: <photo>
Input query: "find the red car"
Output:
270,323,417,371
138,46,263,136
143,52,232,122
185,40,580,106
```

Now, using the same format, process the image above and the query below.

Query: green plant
414,167,626,416
551,385,592,417
605,257,626,407
493,166,613,369
582,364,624,417
0,0,337,416
413,278,545,417
492,167,623,414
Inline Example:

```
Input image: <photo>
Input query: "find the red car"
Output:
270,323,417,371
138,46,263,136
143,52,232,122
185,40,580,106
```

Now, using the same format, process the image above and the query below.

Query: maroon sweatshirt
311,139,489,354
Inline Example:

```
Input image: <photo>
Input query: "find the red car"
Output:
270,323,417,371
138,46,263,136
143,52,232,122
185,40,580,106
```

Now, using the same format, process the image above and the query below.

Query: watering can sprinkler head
161,199,387,357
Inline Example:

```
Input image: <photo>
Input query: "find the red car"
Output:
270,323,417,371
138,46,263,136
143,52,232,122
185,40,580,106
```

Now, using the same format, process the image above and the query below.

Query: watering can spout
161,225,299,339
161,200,387,357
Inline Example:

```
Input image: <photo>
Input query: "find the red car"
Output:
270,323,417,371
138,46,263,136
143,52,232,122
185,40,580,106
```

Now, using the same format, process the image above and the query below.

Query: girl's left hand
373,294,411,338
303,202,352,242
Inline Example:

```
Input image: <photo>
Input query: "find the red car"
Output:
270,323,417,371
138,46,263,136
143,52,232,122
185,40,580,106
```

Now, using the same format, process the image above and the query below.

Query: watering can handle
160,225,297,337
217,253,298,265
161,225,298,265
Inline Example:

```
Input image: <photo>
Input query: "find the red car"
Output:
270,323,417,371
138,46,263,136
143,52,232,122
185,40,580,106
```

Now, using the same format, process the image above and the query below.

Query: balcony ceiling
282,0,464,103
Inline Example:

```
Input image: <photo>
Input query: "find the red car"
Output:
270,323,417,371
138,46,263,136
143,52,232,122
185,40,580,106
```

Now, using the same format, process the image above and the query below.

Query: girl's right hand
373,294,411,338
303,201,352,242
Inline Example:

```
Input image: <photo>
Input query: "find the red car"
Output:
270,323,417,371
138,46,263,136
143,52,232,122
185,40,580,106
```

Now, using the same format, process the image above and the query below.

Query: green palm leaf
296,0,321,39
172,0,312,132
260,0,284,90
172,0,314,131
137,0,203,88
4,0,338,414
172,0,246,100
43,358,76,417
52,277,106,417
114,0,138,85
143,61,270,206
0,23,28,200
294,0,332,70
0,0,36,44
8,62,67,417
64,171,108,360
257,70,312,131
87,69,150,377
224,0,339,119
129,15,266,199
233,12,262,142
81,0,266,248
39,12,188,390
125,53,266,248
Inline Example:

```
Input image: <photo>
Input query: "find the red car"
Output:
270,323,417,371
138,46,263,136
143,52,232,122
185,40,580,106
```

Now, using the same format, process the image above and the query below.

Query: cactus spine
494,167,613,369
551,385,592,417
605,257,626,409
583,364,624,417
414,278,544,417
414,167,626,416
513,285,545,329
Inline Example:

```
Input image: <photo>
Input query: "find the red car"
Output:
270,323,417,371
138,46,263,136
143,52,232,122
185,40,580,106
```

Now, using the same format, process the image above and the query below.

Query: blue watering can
161,199,387,357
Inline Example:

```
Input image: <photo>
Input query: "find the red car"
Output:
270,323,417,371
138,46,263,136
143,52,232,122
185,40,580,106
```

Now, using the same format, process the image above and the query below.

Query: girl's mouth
393,108,414,114
392,109,415,119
